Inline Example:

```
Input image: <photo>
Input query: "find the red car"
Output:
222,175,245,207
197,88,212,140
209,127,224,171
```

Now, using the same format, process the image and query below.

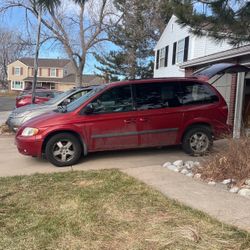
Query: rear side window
134,82,181,110
180,82,219,105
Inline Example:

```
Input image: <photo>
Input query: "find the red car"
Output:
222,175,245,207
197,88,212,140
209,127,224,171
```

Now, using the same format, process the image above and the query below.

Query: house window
159,48,165,68
176,38,185,64
11,81,24,90
50,83,56,89
50,68,56,77
14,67,20,75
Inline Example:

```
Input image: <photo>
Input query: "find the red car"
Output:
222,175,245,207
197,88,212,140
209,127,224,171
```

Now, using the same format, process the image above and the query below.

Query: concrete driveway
0,135,226,177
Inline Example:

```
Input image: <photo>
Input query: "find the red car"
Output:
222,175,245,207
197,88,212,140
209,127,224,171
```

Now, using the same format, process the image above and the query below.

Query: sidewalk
123,165,250,232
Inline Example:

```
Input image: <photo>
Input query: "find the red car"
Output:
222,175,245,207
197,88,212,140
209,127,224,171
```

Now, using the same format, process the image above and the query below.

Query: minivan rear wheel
45,133,82,167
182,126,212,156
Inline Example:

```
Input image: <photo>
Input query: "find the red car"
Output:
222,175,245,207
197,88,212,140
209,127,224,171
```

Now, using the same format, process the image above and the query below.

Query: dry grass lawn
0,170,249,250
197,137,250,185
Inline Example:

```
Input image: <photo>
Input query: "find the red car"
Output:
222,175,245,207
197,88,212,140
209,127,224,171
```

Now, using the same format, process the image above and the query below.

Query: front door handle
139,117,148,122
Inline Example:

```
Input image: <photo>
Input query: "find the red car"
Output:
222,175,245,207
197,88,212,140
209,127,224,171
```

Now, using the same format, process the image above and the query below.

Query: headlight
21,127,39,137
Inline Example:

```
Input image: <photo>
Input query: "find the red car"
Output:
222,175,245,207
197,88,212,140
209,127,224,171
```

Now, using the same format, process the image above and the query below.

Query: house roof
23,74,105,85
18,58,71,68
181,44,250,68
61,74,105,85
155,15,179,50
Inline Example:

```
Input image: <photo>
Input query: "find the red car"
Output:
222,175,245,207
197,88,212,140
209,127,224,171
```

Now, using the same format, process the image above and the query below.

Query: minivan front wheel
45,133,82,167
182,126,212,156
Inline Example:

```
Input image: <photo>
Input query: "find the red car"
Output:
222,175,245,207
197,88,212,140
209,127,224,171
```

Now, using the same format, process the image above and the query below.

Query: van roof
107,77,203,87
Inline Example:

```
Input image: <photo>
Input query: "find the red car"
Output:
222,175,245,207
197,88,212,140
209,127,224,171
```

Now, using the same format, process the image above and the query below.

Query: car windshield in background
45,89,75,105
66,85,107,112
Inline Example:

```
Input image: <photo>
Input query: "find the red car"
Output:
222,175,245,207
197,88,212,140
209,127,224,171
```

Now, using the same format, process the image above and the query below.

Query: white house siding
154,15,191,77
192,36,232,59
154,15,233,78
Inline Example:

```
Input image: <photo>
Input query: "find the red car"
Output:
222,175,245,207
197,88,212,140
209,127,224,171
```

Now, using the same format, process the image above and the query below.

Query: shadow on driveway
0,135,227,177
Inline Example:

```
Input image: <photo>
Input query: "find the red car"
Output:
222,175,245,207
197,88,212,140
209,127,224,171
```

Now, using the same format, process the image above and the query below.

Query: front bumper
15,135,43,157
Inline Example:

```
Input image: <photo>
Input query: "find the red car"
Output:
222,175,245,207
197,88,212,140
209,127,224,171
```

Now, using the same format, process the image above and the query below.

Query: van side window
180,82,219,105
134,83,181,110
90,85,133,114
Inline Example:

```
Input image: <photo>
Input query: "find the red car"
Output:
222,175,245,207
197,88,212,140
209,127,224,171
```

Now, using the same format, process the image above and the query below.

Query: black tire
182,126,213,156
45,133,82,167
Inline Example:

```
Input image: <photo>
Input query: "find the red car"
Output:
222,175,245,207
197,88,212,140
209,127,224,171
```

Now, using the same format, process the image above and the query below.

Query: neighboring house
180,44,250,139
7,58,105,92
154,15,232,77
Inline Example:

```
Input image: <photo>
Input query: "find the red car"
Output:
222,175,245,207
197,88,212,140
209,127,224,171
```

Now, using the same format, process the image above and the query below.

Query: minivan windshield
45,89,75,105
64,85,107,112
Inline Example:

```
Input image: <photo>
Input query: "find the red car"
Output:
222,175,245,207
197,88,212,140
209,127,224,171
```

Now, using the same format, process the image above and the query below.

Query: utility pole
32,4,42,103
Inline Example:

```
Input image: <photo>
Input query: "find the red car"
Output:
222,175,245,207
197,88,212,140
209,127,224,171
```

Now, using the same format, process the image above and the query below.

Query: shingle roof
23,77,62,83
181,44,250,68
19,58,71,68
61,74,105,85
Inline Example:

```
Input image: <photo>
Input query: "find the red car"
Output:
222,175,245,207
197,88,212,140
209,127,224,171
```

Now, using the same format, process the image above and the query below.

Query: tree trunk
75,60,85,87
75,72,82,87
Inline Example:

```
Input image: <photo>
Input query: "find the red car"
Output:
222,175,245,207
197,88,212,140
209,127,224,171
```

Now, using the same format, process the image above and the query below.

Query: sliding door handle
124,119,136,124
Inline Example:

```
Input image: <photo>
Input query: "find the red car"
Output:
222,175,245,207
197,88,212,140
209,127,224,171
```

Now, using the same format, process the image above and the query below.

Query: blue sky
1,1,209,75
0,6,108,74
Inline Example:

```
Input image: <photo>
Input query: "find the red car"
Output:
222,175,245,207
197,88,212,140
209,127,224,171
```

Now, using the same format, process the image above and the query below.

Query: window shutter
32,68,34,76
39,68,42,76
20,67,23,75
12,67,14,75
48,68,50,76
172,42,177,65
183,36,189,62
156,50,160,69
164,46,169,67
56,69,59,77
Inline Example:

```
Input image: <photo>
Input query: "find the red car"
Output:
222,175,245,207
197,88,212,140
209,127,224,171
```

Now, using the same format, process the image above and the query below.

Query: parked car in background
7,86,94,131
16,89,62,108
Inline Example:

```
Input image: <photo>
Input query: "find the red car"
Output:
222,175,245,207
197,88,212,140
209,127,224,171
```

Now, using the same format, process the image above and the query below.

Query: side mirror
84,103,95,114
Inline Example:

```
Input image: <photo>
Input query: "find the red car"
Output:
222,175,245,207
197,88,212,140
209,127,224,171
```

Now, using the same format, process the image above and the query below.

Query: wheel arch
181,122,213,142
42,130,87,156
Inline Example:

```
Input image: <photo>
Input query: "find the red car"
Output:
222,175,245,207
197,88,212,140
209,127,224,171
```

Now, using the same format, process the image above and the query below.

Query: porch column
233,72,245,138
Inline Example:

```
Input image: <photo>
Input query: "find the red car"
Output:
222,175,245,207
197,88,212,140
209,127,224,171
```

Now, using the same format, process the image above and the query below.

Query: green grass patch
0,170,249,249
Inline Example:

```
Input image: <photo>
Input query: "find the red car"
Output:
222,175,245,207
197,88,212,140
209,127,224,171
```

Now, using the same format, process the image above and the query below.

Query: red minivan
16,75,230,166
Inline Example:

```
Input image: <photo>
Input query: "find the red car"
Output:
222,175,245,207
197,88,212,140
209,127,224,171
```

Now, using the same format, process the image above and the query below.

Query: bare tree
0,27,32,87
0,0,121,87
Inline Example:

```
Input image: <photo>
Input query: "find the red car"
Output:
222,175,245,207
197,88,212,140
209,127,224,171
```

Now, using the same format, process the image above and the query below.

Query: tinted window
90,85,133,114
134,83,181,110
180,82,219,105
